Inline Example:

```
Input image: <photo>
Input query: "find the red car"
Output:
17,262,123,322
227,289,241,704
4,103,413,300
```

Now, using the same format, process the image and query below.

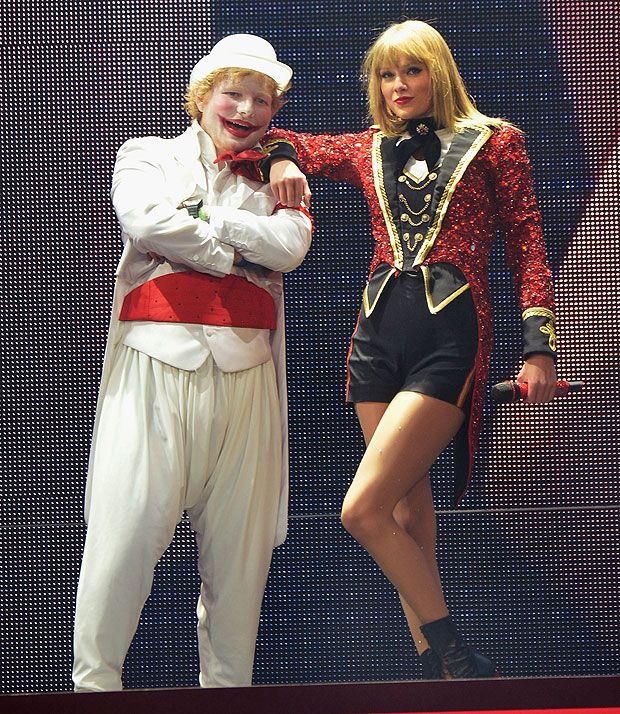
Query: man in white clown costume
72,35,312,691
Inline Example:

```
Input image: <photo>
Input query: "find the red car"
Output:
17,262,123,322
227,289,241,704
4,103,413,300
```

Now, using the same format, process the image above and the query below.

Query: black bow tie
394,117,441,173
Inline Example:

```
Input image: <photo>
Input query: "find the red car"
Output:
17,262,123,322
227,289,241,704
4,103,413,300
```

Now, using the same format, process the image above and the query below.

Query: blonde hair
184,67,289,120
362,20,506,135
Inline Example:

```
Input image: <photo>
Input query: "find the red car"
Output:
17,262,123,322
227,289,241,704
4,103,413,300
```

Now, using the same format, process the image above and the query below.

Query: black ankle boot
419,648,443,679
420,616,497,679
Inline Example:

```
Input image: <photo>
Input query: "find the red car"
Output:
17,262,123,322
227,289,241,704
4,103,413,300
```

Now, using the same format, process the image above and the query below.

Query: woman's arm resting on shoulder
262,128,367,188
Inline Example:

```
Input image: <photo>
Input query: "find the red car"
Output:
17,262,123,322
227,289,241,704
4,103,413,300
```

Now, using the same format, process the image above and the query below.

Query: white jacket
84,121,312,547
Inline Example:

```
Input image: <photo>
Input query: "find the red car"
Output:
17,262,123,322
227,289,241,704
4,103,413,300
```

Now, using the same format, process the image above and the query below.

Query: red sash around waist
119,271,276,329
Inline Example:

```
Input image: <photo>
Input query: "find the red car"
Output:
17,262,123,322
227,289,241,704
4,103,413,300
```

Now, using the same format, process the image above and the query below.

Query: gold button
403,232,410,240
398,175,406,182
415,232,424,241
401,213,409,222
421,214,430,222
429,172,437,180
424,193,432,202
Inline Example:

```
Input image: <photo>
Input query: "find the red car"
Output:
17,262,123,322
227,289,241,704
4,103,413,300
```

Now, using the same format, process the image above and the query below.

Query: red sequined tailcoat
264,124,556,504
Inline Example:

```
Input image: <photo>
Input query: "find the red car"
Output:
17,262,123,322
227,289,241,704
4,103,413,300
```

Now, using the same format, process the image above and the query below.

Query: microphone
491,379,584,403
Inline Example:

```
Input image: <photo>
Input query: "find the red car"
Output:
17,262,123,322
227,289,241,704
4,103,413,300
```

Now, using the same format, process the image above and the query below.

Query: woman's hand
516,354,557,403
270,158,311,208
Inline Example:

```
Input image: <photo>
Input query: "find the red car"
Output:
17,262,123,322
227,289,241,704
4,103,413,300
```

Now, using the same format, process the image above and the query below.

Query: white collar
191,120,218,165
190,119,263,166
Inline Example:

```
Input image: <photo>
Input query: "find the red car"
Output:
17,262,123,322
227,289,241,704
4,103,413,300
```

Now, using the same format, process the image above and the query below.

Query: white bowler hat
189,34,292,93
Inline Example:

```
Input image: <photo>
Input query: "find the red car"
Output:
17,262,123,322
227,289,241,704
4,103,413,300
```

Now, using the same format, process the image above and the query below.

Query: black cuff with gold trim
522,307,557,359
259,139,300,180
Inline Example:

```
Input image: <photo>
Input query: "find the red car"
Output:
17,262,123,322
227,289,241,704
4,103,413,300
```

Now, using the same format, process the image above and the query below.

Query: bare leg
393,478,442,654
342,392,464,625
348,393,498,679
353,401,445,655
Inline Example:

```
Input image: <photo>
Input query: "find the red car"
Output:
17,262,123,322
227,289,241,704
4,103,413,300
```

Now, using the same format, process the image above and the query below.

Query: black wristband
259,140,300,180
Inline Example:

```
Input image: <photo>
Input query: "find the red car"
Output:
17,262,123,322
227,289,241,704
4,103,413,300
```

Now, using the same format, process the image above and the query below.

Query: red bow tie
214,148,267,182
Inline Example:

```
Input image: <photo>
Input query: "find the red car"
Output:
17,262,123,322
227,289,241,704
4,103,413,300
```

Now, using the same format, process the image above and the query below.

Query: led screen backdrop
1,0,619,694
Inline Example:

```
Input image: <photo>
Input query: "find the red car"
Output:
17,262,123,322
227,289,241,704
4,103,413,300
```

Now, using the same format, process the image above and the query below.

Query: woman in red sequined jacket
265,20,557,678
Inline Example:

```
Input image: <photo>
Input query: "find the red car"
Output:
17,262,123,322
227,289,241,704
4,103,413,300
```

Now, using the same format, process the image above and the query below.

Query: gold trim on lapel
372,132,403,270
362,267,397,318
414,125,493,267
420,265,471,314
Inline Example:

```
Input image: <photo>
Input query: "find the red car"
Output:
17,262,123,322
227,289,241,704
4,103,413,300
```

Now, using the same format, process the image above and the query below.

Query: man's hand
516,354,557,403
270,158,311,207
147,252,166,264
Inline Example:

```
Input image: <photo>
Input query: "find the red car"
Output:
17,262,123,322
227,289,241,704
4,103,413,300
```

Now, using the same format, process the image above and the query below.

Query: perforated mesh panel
1,0,618,694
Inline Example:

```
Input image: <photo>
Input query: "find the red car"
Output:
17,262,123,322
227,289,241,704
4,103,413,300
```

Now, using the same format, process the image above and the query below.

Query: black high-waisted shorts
346,270,478,408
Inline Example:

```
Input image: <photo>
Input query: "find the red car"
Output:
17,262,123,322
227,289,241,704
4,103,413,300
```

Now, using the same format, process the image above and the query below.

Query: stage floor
2,675,618,714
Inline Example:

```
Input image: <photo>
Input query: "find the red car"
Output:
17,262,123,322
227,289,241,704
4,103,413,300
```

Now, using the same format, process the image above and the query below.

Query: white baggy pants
72,345,282,690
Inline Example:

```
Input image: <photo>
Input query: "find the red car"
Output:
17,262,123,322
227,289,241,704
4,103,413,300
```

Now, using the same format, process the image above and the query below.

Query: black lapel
378,127,491,253
371,125,493,271
380,135,405,238
415,124,494,266
427,127,484,222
